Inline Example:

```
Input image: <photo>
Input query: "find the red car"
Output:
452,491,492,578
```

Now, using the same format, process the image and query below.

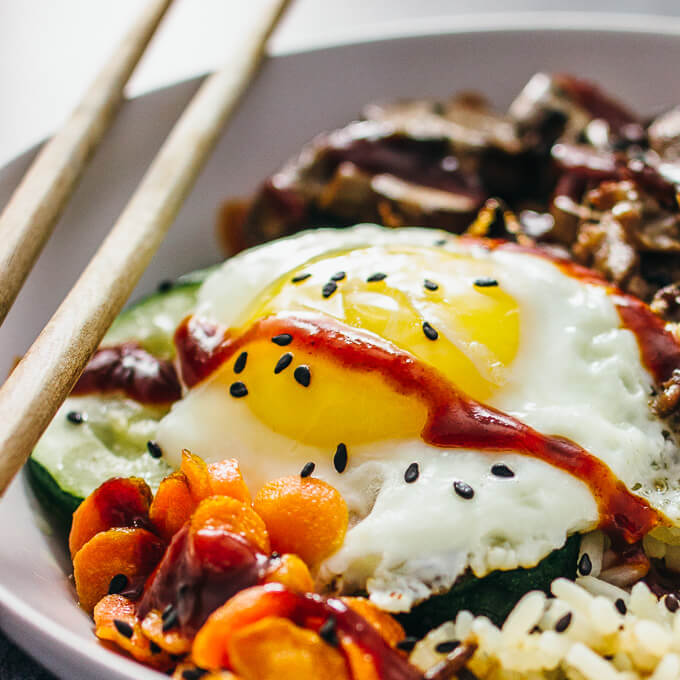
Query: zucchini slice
28,268,214,519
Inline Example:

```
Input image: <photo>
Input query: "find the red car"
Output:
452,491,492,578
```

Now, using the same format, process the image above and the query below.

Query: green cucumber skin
26,457,82,531
398,535,580,636
27,268,215,516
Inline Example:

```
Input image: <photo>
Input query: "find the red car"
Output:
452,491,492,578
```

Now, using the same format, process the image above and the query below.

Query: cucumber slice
103,267,215,359
28,269,215,519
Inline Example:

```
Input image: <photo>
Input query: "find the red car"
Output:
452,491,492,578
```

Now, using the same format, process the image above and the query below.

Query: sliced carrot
252,476,348,566
181,449,212,503
339,634,380,680
192,585,297,670
141,609,193,656
73,527,165,614
94,595,172,670
149,471,195,541
191,496,270,554
208,459,251,503
341,597,406,648
69,477,152,557
228,616,350,680
264,553,314,594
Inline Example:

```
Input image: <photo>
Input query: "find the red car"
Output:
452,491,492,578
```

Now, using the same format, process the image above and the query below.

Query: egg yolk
217,246,520,448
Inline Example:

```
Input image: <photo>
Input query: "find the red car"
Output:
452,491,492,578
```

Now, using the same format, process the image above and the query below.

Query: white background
1,0,680,166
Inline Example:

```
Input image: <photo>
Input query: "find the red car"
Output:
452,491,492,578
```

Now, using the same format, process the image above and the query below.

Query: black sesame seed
322,281,338,298
491,463,514,478
474,277,499,288
435,640,460,654
66,410,85,425
272,333,293,346
334,443,348,473
615,598,627,614
229,381,248,398
396,637,418,652
274,352,293,374
319,616,339,647
113,619,134,639
233,351,248,374
434,239,448,246
422,321,438,341
108,573,128,595
300,461,315,478
294,365,311,387
367,272,387,282
149,641,162,655
666,594,680,613
162,607,178,631
292,273,311,283
578,552,592,576
424,279,439,291
146,440,163,459
555,612,572,633
330,271,346,281
404,462,420,483
157,279,173,293
182,669,208,680
453,480,474,499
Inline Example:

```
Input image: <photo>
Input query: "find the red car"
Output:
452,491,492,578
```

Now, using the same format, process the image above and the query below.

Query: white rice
410,537,680,680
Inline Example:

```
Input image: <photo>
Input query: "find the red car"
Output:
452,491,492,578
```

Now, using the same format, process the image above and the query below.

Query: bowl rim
272,10,680,54
4,10,680,677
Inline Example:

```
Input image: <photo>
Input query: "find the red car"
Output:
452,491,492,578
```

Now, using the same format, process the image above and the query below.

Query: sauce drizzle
176,311,661,544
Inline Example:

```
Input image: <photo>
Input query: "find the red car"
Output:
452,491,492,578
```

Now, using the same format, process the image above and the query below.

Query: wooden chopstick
0,0,174,327
0,0,292,496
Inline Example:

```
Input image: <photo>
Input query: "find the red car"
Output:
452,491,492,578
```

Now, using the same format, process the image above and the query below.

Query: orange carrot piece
228,616,350,680
180,449,212,503
193,585,297,670
149,471,195,541
341,597,406,648
252,476,348,566
207,458,251,503
263,554,314,594
191,496,270,554
69,477,152,557
94,595,172,670
73,527,164,614
339,634,380,680
141,609,193,656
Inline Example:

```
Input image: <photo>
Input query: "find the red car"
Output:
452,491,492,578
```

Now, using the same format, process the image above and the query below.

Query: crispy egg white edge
157,224,680,611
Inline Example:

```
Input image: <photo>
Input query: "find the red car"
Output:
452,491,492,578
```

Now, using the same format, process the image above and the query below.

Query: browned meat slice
652,369,680,418
218,71,680,311
651,283,680,322
235,119,489,249
510,73,644,149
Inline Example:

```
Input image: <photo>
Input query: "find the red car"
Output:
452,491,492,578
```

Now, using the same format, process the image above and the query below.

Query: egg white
157,225,680,611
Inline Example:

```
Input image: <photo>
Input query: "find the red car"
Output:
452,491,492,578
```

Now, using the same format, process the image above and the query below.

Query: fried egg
156,225,680,612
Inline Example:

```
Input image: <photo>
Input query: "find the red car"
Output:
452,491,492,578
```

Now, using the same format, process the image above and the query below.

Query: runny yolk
214,246,520,448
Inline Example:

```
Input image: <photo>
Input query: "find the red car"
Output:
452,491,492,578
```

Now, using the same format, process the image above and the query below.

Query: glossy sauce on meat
72,342,181,404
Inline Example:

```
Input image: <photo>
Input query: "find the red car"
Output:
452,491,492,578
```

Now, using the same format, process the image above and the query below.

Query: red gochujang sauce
175,311,662,544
